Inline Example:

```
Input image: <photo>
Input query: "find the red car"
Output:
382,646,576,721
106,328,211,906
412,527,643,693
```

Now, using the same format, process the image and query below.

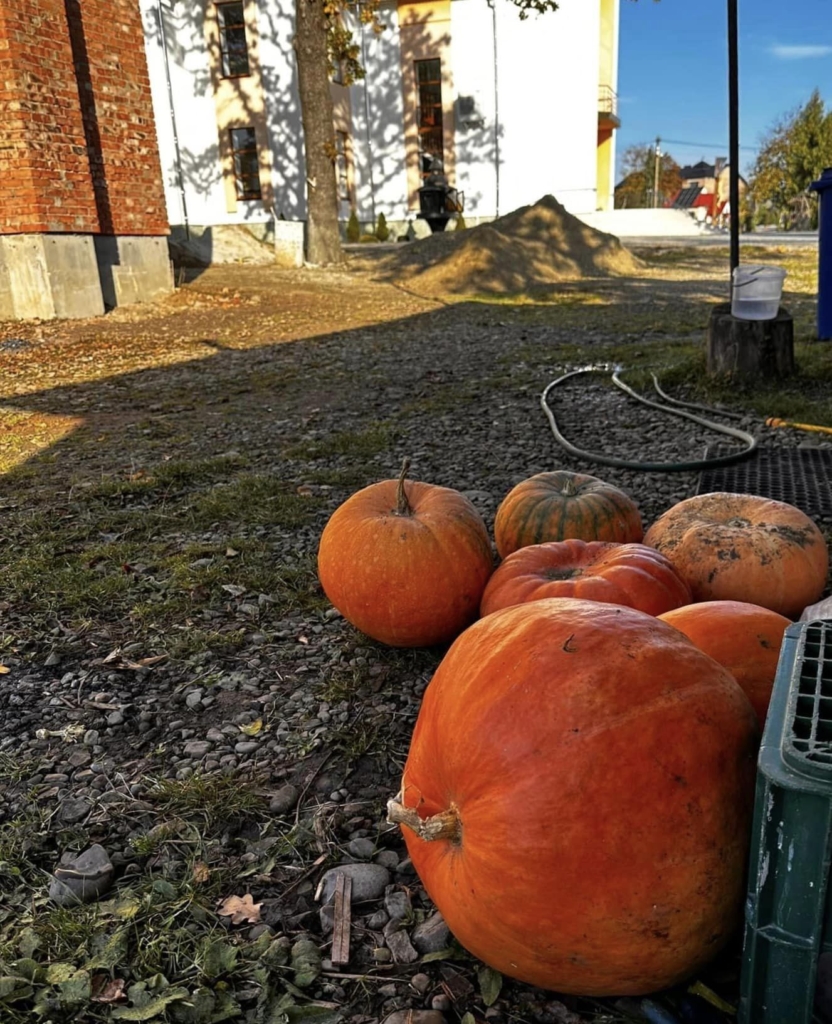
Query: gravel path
0,254,827,1023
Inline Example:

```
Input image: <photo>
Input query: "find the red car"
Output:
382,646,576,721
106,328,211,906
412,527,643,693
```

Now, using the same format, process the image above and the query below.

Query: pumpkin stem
387,790,462,845
396,458,413,516
560,477,578,497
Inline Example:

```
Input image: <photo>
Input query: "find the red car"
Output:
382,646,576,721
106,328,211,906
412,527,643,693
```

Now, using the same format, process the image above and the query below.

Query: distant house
672,158,747,219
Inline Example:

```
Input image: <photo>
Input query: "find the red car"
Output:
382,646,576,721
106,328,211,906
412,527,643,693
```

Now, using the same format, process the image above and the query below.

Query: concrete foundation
0,233,173,321
0,234,105,320
93,235,173,309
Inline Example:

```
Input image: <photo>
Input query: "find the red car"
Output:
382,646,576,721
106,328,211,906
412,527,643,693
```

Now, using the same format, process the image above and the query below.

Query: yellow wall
596,129,613,210
205,0,274,215
397,0,455,211
599,0,615,88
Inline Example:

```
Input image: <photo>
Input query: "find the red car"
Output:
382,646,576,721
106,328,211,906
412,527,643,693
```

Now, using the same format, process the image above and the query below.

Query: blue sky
616,0,832,180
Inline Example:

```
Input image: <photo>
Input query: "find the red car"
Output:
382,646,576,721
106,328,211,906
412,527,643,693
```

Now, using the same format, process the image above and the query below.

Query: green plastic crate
739,620,832,1024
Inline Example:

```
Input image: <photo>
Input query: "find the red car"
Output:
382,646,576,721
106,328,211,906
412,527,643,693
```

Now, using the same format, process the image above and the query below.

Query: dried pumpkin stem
561,477,578,497
395,457,413,516
386,790,462,844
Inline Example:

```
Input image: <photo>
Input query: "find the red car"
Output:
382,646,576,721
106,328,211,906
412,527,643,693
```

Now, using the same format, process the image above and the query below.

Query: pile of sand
387,194,642,295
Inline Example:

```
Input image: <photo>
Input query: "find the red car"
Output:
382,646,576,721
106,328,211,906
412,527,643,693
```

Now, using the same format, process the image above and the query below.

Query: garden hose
765,417,832,436
540,365,758,473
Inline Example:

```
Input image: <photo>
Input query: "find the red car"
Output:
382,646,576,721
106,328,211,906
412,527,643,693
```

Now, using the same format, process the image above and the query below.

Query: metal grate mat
696,445,832,519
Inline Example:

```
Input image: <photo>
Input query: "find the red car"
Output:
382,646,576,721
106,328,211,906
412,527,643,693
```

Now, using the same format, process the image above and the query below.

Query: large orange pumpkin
317,461,493,647
480,539,691,618
388,598,758,996
659,601,791,728
494,471,643,559
644,492,828,619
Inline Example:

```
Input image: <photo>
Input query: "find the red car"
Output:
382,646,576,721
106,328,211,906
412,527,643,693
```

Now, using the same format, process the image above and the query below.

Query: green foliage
359,233,379,243
346,209,360,243
750,89,832,229
375,212,390,241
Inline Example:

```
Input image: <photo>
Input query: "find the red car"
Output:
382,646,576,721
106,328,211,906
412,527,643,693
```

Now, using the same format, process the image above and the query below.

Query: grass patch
284,422,399,460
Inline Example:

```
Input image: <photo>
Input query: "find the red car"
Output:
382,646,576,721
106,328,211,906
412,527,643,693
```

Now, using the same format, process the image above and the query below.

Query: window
217,2,250,78
415,59,443,178
229,127,261,200
335,131,352,204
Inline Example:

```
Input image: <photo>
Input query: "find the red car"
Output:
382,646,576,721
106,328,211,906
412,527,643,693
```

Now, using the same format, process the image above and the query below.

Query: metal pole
157,0,189,239
728,0,740,284
653,137,661,208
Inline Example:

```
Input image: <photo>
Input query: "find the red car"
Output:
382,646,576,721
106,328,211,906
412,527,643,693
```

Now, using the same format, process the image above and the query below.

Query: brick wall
0,0,168,237
0,0,99,234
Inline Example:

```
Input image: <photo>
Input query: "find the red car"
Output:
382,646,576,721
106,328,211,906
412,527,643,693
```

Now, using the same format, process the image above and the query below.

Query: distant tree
615,144,681,208
750,89,832,229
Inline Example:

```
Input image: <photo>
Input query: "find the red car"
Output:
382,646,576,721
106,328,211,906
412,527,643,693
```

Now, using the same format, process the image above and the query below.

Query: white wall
350,4,410,223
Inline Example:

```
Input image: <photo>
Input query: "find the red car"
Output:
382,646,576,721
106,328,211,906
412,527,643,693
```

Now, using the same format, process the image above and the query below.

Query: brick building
0,0,172,320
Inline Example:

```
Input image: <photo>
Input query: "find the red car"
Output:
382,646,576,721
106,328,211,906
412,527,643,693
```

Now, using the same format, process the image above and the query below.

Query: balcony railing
598,85,618,119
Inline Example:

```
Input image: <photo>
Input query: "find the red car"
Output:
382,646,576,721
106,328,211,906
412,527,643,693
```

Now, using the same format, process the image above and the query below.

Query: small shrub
346,210,360,243
455,215,467,231
376,212,390,242
359,233,379,243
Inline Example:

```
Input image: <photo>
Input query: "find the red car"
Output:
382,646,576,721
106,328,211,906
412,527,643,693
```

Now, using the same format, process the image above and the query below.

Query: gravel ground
0,252,828,1023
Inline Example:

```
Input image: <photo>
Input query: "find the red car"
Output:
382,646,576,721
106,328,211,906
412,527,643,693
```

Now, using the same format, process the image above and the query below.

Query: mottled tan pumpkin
494,471,643,558
644,492,828,619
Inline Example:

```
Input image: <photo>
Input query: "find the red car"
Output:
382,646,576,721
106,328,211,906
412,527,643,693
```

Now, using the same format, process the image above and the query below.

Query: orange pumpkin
317,461,493,647
659,601,791,727
480,539,691,618
494,471,643,559
644,492,828,619
388,598,758,996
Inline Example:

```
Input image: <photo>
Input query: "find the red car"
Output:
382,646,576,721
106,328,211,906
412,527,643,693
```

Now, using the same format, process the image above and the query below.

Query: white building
140,0,620,250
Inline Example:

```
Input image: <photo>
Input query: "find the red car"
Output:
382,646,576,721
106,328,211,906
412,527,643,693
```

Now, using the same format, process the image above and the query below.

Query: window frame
217,1,251,79
334,130,353,206
229,126,262,201
415,58,444,179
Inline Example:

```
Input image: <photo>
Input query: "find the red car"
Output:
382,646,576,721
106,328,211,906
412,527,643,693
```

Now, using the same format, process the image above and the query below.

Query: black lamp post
728,0,740,281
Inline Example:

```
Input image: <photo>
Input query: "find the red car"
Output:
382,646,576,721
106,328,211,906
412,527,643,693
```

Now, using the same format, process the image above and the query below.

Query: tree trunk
294,0,344,265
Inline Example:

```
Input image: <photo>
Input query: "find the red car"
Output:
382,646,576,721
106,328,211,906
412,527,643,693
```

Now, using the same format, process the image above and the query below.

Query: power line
661,136,758,153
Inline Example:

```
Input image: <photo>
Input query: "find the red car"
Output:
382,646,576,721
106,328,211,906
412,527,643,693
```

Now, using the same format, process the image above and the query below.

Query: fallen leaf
226,547,240,557
193,861,211,884
0,665,10,674
91,976,127,1003
217,893,262,925
239,718,263,736
222,584,246,597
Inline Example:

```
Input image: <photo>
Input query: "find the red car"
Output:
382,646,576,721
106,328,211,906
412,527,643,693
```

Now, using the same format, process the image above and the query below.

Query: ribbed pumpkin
480,540,691,618
644,492,828,619
659,601,791,727
389,599,758,996
317,461,493,647
494,471,643,558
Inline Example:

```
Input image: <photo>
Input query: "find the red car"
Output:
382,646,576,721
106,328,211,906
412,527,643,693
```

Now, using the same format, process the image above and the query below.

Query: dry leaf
217,893,262,925
226,547,240,557
91,976,127,1003
0,665,10,674
192,861,211,883
239,718,262,737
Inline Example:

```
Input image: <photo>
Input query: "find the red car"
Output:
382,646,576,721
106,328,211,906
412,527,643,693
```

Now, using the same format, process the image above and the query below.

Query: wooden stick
330,872,352,967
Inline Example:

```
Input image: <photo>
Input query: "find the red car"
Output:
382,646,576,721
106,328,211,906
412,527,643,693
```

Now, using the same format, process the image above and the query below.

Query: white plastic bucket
731,265,786,321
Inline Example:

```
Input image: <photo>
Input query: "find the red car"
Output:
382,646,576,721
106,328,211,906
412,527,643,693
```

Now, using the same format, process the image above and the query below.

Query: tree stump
707,303,794,380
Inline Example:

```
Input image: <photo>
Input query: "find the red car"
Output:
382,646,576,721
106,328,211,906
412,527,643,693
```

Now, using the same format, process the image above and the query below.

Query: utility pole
727,0,740,280
653,137,662,209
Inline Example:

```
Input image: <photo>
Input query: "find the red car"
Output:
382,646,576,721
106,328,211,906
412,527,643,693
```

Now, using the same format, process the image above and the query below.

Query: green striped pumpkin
494,471,643,558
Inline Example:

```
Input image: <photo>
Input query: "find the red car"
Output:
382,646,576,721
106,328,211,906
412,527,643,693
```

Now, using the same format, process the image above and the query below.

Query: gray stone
106,711,124,726
410,974,432,995
83,730,100,747
366,909,389,930
185,690,204,710
269,784,300,815
319,862,391,905
375,849,400,870
347,837,375,860
383,923,419,964
412,911,451,954
384,1012,446,1024
234,741,260,755
184,740,212,758
384,889,412,922
59,796,91,824
49,844,113,905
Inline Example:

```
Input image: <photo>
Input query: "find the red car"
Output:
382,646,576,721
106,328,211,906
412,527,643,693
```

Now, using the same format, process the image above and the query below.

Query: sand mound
389,194,642,295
